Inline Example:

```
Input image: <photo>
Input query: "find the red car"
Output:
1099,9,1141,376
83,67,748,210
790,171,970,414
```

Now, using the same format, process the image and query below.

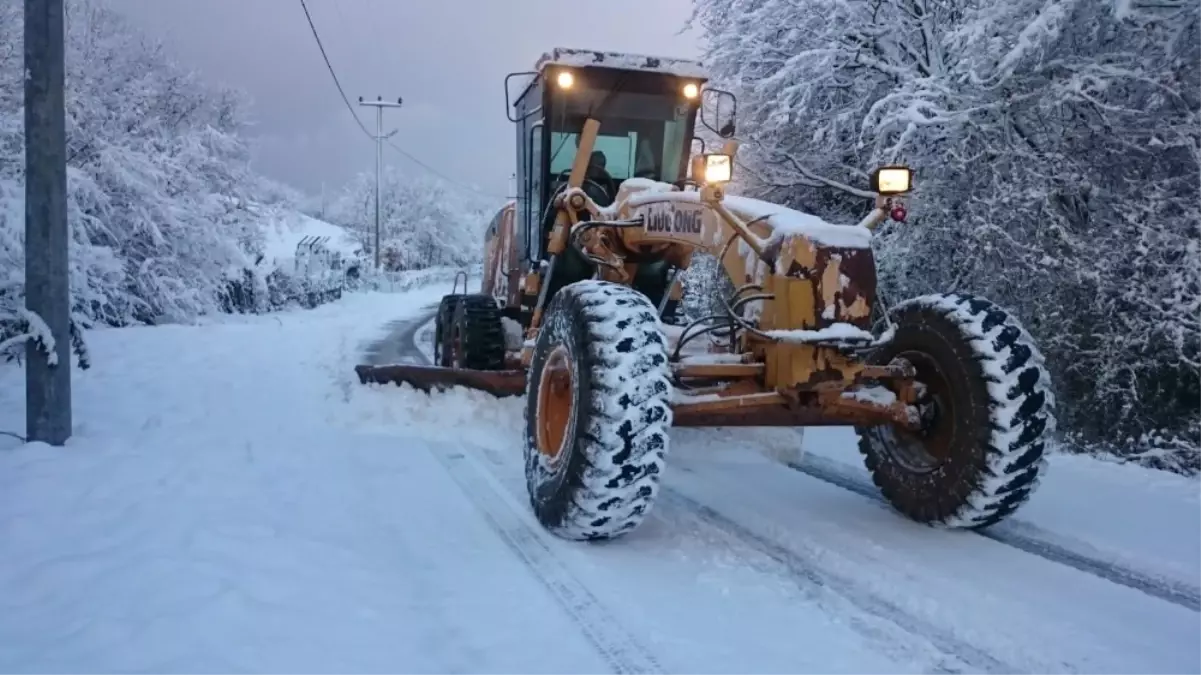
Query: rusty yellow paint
820,254,841,314
761,274,780,388
758,274,819,389
569,119,600,188
844,294,870,320
690,155,705,185
774,233,818,282
541,133,887,402
784,275,818,387
548,118,600,258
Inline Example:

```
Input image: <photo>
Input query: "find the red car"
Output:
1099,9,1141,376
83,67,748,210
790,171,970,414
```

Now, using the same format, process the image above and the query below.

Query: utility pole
357,96,402,269
24,0,71,445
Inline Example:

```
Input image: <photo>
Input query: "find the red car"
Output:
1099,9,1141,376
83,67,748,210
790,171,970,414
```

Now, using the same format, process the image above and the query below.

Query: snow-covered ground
791,429,1201,601
0,279,1197,673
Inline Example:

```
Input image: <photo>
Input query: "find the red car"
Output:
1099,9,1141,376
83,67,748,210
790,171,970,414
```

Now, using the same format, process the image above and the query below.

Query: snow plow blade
354,364,526,398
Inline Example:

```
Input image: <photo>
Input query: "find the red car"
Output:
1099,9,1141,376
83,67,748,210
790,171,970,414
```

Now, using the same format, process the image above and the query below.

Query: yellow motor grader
356,47,1056,541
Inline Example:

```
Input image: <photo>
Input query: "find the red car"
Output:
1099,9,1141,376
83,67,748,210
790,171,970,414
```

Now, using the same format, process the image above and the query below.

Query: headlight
556,70,574,89
871,166,912,195
703,153,733,184
682,82,699,99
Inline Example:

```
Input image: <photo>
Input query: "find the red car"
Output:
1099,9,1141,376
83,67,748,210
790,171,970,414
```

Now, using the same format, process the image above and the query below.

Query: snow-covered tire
856,293,1055,529
523,280,672,541
433,294,465,367
450,295,505,370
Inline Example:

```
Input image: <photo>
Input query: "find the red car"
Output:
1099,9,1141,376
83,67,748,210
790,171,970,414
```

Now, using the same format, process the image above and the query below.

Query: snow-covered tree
689,0,1200,471
326,166,498,272
1,0,311,357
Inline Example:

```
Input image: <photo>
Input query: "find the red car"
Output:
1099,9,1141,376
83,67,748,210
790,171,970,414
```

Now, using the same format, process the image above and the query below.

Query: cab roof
534,47,708,81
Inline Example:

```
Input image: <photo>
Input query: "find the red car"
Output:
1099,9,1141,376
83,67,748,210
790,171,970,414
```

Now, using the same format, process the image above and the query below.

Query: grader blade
353,363,526,398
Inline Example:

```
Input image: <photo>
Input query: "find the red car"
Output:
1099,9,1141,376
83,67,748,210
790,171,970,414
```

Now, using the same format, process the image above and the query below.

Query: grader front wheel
857,293,1056,529
523,280,673,541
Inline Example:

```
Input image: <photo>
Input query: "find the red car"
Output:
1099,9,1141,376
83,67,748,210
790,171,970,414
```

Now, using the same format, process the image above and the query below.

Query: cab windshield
545,71,697,190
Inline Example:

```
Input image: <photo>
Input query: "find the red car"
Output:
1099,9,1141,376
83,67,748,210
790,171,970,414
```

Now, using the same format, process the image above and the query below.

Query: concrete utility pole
357,96,402,269
24,0,72,445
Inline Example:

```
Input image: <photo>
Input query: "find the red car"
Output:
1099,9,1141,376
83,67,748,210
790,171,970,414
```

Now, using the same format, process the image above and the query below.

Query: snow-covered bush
0,0,310,354
689,0,1200,473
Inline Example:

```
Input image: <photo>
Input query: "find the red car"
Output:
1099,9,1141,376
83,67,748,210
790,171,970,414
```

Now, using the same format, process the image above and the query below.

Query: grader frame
358,112,919,431
355,45,921,428
538,126,919,431
356,47,1056,541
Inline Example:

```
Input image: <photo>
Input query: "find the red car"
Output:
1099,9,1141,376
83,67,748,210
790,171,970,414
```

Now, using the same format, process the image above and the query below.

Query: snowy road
1,281,1197,673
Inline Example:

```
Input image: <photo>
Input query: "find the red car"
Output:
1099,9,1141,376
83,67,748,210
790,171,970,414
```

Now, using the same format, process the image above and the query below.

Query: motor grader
356,47,1056,541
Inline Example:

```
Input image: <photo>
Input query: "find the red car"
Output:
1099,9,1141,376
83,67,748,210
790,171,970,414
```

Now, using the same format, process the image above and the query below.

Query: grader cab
355,47,1056,542
499,48,731,330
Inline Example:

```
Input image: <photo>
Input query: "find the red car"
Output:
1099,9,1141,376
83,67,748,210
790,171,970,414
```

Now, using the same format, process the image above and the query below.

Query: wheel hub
535,345,574,464
887,350,955,470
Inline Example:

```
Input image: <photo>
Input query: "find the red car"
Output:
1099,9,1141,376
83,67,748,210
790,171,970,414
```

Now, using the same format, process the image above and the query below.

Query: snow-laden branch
690,0,1200,464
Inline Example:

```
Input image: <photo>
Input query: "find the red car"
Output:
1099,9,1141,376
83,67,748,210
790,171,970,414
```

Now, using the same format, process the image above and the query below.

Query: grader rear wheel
432,295,465,367
449,295,505,371
523,280,672,541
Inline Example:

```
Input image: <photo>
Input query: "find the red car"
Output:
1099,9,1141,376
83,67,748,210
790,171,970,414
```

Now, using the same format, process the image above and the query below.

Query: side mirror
701,87,738,139
505,71,540,123
871,166,913,195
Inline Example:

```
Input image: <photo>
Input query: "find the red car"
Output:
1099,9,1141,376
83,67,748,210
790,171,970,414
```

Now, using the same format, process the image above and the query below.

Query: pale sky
101,0,703,204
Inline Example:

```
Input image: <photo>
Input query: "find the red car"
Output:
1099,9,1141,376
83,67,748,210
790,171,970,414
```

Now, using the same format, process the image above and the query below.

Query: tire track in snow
427,446,665,675
470,442,987,674
391,307,664,674
392,308,1199,614
657,487,1021,674
393,308,1015,670
786,453,1201,613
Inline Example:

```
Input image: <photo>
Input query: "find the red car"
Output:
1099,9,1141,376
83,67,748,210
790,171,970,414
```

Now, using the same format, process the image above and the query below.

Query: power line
297,0,372,140
383,138,510,201
298,0,509,203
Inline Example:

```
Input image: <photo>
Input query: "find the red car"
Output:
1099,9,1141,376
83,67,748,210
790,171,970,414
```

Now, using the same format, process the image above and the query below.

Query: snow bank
256,209,362,267
358,265,476,294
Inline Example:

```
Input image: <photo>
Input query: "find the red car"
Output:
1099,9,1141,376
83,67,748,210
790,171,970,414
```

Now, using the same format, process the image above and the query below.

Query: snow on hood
619,181,873,249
